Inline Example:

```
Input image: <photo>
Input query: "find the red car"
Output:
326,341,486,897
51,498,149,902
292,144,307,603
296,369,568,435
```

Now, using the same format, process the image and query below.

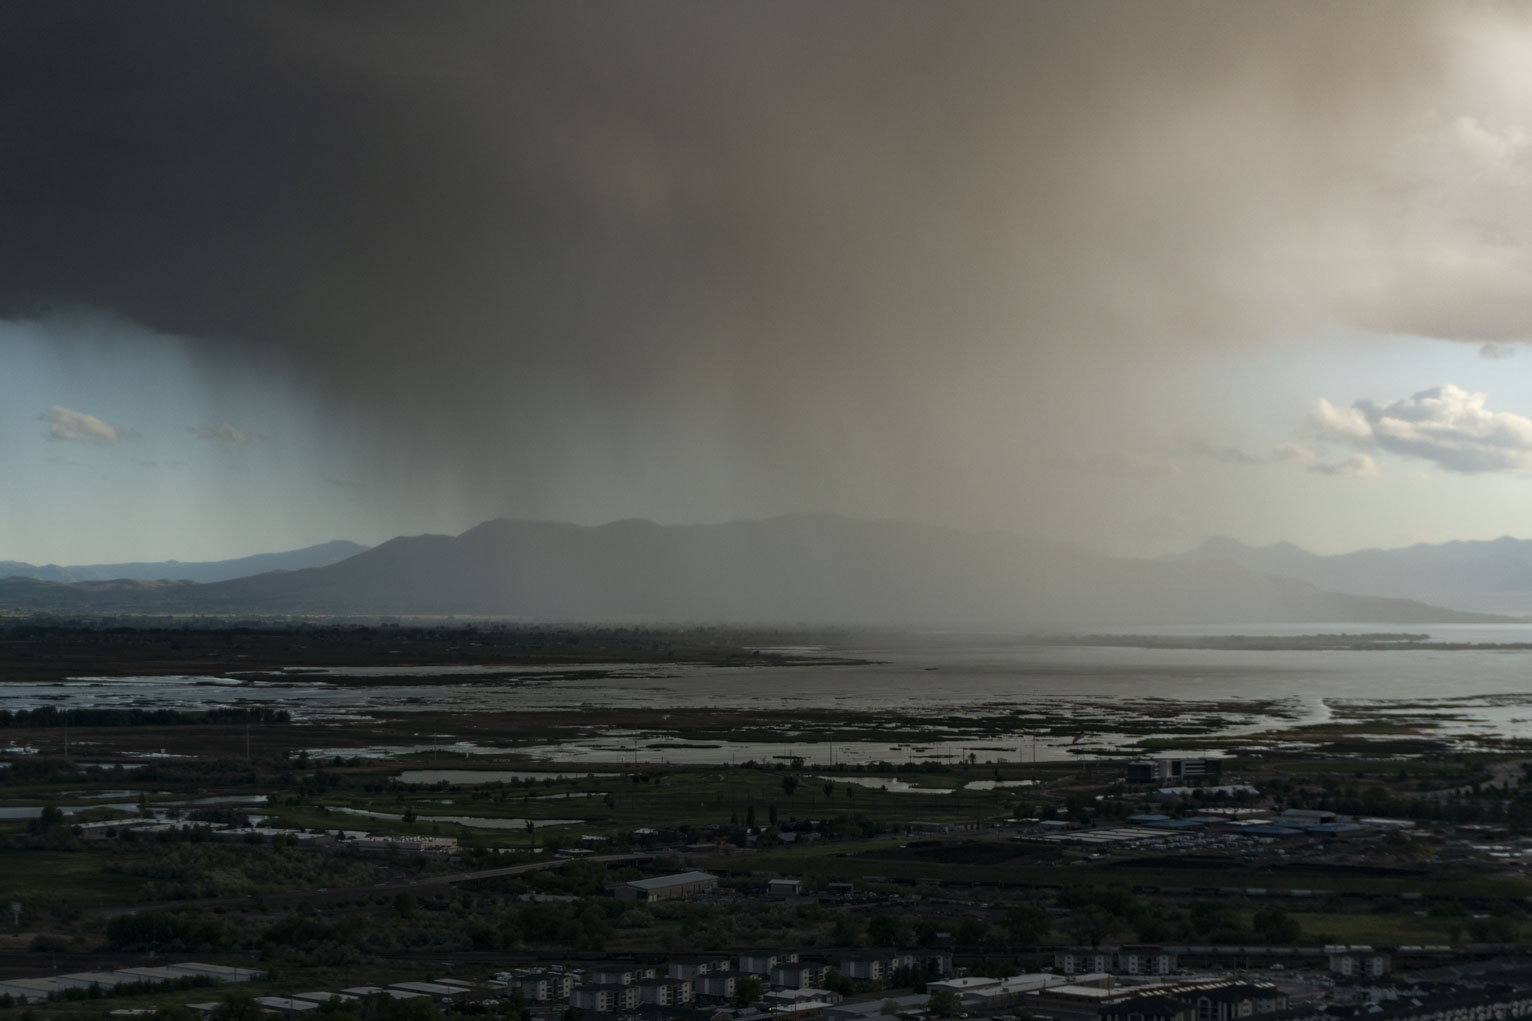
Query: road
91,852,654,919
390,852,653,888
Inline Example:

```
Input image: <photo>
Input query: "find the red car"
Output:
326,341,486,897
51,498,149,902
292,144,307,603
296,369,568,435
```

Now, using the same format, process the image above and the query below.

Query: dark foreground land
3,622,1532,1020
0,620,867,683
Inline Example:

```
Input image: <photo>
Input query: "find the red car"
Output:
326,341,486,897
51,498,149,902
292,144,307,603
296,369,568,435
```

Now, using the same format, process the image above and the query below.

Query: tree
954,917,990,950
868,913,905,947
782,775,800,796
1253,907,1301,945
927,989,957,1018
1067,906,1117,947
1183,899,1243,944
1003,904,1050,945
833,914,864,947
28,805,64,835
734,977,764,1007
211,991,262,1021
746,804,756,829
526,818,536,850
1470,915,1518,943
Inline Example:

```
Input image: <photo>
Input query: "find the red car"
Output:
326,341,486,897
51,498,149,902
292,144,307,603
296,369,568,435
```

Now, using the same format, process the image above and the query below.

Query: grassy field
242,766,1034,845
0,848,144,912
1285,910,1469,945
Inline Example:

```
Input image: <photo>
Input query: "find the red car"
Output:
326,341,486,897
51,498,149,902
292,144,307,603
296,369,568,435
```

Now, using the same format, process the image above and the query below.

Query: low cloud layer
43,405,126,445
195,423,255,444
1309,384,1532,474
322,473,369,490
1177,439,1263,465
1272,443,1318,464
1309,453,1381,479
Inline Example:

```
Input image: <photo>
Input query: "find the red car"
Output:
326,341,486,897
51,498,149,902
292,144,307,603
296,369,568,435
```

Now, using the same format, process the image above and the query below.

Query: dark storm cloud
0,1,1503,529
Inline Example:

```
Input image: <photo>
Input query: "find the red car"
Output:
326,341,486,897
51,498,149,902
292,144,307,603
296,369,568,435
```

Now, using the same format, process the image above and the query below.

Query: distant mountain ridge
1174,535,1532,615
0,539,368,584
0,515,1507,626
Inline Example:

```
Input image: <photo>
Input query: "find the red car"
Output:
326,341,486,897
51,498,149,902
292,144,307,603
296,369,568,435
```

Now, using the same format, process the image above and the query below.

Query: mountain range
1174,535,1532,615
0,540,368,584
0,515,1508,626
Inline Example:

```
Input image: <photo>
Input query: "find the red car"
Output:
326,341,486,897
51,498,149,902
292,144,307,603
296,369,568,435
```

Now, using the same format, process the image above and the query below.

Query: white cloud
1176,438,1262,464
1308,383,1532,473
1307,399,1373,441
42,405,125,444
1065,440,1264,481
195,422,256,444
1271,442,1317,463
1310,453,1380,479
1454,114,1529,179
1070,451,1184,479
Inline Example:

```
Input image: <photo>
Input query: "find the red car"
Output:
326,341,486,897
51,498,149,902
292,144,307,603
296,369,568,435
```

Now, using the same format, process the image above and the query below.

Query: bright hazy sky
5,3,1532,565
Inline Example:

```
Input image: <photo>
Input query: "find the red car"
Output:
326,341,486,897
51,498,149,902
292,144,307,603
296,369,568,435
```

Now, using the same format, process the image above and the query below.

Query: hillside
1175,535,1532,615
0,540,368,585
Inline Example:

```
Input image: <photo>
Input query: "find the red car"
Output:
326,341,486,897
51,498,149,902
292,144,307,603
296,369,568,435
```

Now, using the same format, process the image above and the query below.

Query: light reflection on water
327,806,580,830
397,769,617,784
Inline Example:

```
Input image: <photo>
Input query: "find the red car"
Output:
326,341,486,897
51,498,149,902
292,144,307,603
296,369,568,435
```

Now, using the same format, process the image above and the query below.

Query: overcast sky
5,2,1532,564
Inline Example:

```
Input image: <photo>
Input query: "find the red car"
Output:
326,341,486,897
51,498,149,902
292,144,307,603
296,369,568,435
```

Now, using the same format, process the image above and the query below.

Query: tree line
0,706,290,727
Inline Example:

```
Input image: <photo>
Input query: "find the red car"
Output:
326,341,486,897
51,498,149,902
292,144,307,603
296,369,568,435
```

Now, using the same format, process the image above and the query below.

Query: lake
7,623,1531,765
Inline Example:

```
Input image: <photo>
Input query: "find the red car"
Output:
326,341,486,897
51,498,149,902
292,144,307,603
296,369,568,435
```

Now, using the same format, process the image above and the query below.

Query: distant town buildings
611,870,718,902
1329,945,1392,979
0,962,262,1004
1126,758,1223,783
